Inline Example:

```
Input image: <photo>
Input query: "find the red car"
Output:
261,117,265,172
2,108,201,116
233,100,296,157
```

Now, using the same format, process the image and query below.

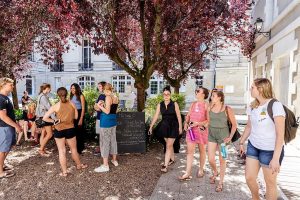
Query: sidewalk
150,145,251,200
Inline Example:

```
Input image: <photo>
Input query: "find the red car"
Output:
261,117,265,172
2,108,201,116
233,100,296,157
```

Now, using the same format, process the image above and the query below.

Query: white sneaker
111,160,119,167
94,165,109,173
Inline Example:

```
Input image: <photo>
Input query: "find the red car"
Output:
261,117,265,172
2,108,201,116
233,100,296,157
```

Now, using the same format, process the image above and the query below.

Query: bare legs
16,120,29,145
163,138,175,172
39,126,53,154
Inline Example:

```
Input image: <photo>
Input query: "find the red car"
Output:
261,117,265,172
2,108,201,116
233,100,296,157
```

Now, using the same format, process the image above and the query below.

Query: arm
99,96,112,114
239,116,251,154
149,104,161,132
42,104,57,123
203,104,211,128
0,110,22,132
79,95,85,125
70,101,78,120
175,102,183,134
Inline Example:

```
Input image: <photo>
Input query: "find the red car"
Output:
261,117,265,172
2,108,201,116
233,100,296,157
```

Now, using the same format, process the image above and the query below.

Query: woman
43,87,87,177
70,83,86,154
240,78,285,200
16,103,37,145
149,86,183,173
36,83,54,156
179,86,209,180
94,83,119,173
18,91,32,144
207,90,237,192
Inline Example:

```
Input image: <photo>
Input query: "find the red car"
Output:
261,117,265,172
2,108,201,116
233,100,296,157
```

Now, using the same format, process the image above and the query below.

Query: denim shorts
0,126,16,152
246,140,284,167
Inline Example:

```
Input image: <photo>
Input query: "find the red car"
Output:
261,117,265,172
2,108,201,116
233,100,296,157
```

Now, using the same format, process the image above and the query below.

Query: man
0,78,22,178
93,81,106,156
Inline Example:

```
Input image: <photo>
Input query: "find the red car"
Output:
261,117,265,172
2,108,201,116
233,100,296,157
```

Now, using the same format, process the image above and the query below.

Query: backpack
267,99,299,144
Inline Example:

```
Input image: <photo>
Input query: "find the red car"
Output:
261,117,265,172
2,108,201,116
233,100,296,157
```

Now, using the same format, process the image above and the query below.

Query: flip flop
76,164,88,170
0,171,15,179
178,174,192,181
3,165,14,171
197,170,205,178
215,183,223,192
59,172,68,177
168,159,175,166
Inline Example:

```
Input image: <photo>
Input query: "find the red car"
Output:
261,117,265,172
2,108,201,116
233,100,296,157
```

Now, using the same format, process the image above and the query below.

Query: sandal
76,164,88,170
197,170,205,178
209,172,219,184
168,159,175,166
0,171,15,179
3,165,14,171
215,183,223,192
178,174,192,181
161,165,168,173
38,150,50,157
59,172,68,177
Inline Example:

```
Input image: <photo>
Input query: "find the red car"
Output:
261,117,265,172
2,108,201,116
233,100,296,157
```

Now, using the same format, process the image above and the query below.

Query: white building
250,0,300,116
17,39,249,111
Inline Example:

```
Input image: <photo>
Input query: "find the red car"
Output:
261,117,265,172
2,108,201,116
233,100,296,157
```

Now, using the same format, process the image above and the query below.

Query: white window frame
78,75,95,89
112,75,132,93
82,39,92,69
25,75,34,95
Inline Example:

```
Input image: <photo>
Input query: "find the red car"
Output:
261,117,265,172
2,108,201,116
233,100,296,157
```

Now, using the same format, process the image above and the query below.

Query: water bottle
188,127,196,141
220,143,227,159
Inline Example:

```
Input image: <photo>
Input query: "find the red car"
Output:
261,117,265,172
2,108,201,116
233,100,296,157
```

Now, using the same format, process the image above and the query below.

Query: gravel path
0,141,163,200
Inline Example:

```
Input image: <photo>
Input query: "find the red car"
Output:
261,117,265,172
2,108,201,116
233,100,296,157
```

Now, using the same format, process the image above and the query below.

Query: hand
148,127,153,135
269,158,280,174
15,124,22,133
184,124,188,131
179,127,183,135
239,144,245,155
223,136,232,144
189,122,196,128
78,119,83,126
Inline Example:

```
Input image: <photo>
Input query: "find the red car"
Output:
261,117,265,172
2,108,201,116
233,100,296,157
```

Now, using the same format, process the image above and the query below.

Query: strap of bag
267,99,278,123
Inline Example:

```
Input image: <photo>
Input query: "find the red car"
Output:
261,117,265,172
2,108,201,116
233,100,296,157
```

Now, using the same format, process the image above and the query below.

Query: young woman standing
240,78,285,200
70,83,86,154
207,90,237,192
179,86,209,180
94,83,119,173
149,86,183,173
43,87,87,177
36,83,54,156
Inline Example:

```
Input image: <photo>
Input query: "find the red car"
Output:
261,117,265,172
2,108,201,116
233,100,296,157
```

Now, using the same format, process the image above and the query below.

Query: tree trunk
174,86,180,94
12,78,19,109
136,87,146,112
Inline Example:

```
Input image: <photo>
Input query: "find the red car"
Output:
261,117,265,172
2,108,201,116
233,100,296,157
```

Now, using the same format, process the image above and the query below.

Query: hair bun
163,86,171,93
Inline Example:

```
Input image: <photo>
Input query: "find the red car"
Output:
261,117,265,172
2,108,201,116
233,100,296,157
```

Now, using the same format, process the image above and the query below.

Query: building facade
251,0,300,116
17,39,249,111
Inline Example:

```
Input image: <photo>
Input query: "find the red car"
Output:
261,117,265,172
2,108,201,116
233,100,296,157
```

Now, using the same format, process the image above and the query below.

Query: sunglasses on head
195,89,201,93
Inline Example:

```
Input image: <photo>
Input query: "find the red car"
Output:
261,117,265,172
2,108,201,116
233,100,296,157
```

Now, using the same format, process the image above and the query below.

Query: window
25,75,33,95
78,76,95,89
150,81,158,95
204,59,210,69
55,77,61,91
195,75,203,87
112,75,132,93
80,39,93,71
150,76,165,95
27,52,34,62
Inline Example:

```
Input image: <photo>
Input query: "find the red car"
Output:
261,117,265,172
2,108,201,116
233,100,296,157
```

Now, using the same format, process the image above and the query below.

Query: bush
14,109,23,121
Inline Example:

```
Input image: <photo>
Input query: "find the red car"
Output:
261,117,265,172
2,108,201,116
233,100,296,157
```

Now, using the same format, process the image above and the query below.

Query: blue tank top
71,95,82,110
100,103,118,128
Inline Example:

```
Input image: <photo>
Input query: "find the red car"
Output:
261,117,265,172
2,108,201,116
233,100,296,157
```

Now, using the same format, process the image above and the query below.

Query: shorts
54,128,76,139
95,120,101,134
0,126,16,152
208,127,229,144
246,140,284,167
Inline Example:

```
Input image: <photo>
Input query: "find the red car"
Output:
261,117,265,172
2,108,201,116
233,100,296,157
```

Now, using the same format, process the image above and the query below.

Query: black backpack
267,99,299,144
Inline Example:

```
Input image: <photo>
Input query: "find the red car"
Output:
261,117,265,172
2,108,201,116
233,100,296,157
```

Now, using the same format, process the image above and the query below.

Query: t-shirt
0,94,16,127
96,94,106,120
246,99,286,151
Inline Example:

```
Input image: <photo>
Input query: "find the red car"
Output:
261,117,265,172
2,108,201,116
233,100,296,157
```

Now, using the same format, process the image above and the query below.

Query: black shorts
54,128,76,139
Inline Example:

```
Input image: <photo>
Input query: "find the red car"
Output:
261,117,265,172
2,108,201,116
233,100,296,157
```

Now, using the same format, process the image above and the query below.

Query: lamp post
254,17,271,39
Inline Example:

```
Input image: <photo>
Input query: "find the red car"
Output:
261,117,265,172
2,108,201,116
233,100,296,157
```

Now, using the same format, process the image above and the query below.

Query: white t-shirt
246,99,286,150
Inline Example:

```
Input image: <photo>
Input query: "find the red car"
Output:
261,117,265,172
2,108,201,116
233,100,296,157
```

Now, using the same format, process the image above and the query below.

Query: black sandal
161,165,168,173
168,159,175,166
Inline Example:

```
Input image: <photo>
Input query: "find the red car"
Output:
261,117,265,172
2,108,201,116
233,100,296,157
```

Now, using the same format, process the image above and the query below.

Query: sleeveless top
55,101,75,131
100,97,118,128
71,95,82,110
160,100,178,121
190,101,207,122
209,110,228,129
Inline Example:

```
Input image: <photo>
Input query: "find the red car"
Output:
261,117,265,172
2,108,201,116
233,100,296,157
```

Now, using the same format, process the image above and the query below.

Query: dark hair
98,81,106,88
39,83,51,94
23,91,28,95
70,83,82,101
212,90,225,104
57,87,68,103
163,86,171,93
196,86,209,99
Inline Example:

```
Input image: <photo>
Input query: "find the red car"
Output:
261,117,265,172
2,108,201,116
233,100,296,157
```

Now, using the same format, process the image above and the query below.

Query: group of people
149,78,285,199
0,77,286,199
0,78,120,178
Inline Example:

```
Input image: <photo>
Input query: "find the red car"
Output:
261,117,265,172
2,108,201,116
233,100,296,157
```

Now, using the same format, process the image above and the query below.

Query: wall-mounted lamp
254,18,271,39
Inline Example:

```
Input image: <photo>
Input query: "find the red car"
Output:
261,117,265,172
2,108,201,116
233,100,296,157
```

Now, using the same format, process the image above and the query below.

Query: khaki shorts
95,120,101,134
208,127,229,144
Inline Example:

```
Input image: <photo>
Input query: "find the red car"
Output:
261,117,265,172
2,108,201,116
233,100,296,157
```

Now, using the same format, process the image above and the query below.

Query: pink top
186,101,208,144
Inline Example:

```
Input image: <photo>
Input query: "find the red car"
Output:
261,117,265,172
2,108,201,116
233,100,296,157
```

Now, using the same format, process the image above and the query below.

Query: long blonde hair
250,78,274,109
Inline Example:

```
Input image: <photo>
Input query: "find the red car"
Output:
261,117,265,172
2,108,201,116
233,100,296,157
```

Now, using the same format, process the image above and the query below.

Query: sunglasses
195,89,201,93
163,93,170,96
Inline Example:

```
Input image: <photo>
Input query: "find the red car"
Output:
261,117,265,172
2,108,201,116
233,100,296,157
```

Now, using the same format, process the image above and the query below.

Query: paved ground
150,145,252,200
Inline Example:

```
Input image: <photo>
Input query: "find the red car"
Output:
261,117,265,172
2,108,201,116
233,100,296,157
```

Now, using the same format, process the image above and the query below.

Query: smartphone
54,119,61,125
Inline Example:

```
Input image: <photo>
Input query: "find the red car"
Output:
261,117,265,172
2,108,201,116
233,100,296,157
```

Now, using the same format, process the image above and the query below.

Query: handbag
35,117,53,128
225,106,241,143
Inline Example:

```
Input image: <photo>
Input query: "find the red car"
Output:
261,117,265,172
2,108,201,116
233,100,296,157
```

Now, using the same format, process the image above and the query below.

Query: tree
76,0,252,111
158,0,252,93
0,0,80,108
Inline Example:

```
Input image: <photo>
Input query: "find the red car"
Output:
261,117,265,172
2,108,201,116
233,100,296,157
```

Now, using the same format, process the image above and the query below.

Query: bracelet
239,143,244,145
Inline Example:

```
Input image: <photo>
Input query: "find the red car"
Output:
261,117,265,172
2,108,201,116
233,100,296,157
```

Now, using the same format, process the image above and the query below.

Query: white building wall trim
253,15,300,58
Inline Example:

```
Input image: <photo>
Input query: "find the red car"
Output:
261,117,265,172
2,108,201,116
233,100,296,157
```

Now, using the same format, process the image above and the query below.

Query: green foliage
82,86,99,115
14,109,23,121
